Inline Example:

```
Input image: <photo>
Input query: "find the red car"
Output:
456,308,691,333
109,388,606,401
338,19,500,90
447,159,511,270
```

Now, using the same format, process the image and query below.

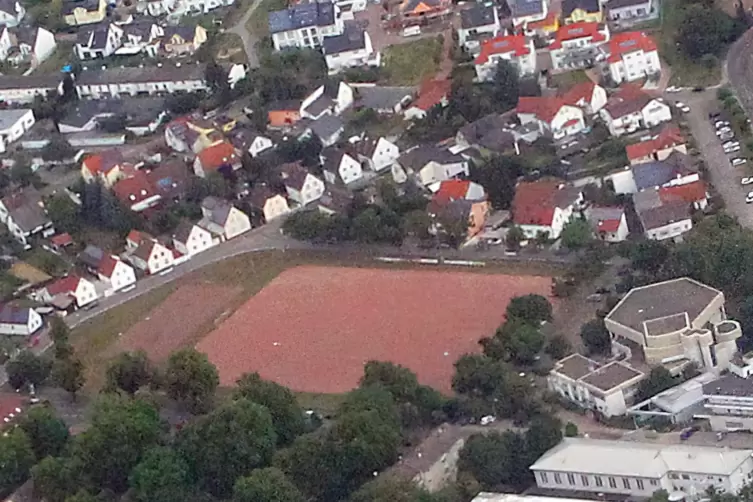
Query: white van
402,25,421,37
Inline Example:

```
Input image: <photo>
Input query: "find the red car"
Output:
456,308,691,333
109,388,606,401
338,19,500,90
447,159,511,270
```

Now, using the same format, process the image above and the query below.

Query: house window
637,479,645,490
609,477,617,488
554,473,562,484
681,474,690,480
567,474,576,485
540,472,548,483
623,478,630,489
581,475,589,486
595,477,603,487
650,479,659,486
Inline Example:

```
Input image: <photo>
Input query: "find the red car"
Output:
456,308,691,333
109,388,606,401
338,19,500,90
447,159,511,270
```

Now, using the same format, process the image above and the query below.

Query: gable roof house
228,127,273,158
248,184,290,223
626,124,686,165
0,304,42,336
280,161,326,206
269,0,343,51
62,0,106,26
607,0,656,24
116,21,160,56
512,179,584,239
400,0,451,21
353,84,413,114
0,0,24,27
321,146,364,185
96,255,136,294
74,64,207,100
516,96,586,140
145,159,190,202
353,136,400,172
403,78,452,120
473,33,536,83
586,205,628,242
457,114,517,154
157,25,207,56
549,21,609,72
124,235,174,274
659,179,708,211
562,0,602,24
198,196,251,241
0,108,35,153
172,220,217,257
75,22,123,60
298,113,346,147
398,145,470,186
560,81,607,115
599,85,671,137
508,0,548,28
603,31,660,84
0,187,54,248
193,141,241,178
300,81,354,120
112,171,162,212
80,149,132,187
633,188,692,241
39,275,98,309
428,179,490,239
0,26,56,66
322,25,379,75
458,5,501,55
607,151,698,194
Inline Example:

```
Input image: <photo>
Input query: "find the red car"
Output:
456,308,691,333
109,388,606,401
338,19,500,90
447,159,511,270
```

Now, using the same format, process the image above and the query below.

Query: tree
7,350,51,390
0,429,35,490
560,218,593,251
545,334,572,360
71,394,163,493
32,456,85,502
52,357,85,399
649,489,670,502
50,317,73,360
637,366,677,402
233,467,305,502
564,422,579,437
129,447,193,502
17,406,69,461
348,477,440,502
64,490,99,502
580,318,612,356
458,431,532,489
677,4,741,59
469,156,525,210
105,351,154,395
626,240,669,275
485,320,545,365
178,399,277,498
164,348,219,412
45,194,82,235
401,209,432,240
10,161,35,187
506,226,525,250
491,60,520,113
525,414,562,460
506,294,553,324
234,372,305,446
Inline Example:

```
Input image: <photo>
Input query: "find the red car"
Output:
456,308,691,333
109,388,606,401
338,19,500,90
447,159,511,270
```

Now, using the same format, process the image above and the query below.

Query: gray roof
507,0,544,18
0,0,19,17
172,220,195,244
637,199,691,231
321,146,347,174
78,244,104,269
461,5,496,29
606,277,722,335
279,161,310,190
0,304,31,325
607,0,650,9
563,0,599,17
553,353,600,380
322,26,366,55
75,65,205,86
309,114,344,139
201,196,233,226
398,144,465,170
8,203,50,233
633,160,687,191
703,373,753,398
0,109,30,131
587,206,624,226
0,74,60,90
579,361,643,391
268,1,335,34
356,85,413,112
60,97,165,129
162,25,196,42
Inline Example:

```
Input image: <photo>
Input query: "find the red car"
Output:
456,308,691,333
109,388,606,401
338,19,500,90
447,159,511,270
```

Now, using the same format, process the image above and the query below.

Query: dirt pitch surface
117,283,242,362
197,266,553,393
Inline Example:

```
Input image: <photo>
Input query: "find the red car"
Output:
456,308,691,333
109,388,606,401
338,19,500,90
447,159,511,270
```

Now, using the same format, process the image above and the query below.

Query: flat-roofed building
605,278,741,373
702,372,753,432
548,353,644,417
531,438,753,499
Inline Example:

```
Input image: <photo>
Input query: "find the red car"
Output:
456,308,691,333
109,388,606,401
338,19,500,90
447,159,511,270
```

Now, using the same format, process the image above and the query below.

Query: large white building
604,31,661,84
531,438,753,500
268,1,344,51
605,278,742,373
701,370,753,433
549,22,609,72
474,33,536,82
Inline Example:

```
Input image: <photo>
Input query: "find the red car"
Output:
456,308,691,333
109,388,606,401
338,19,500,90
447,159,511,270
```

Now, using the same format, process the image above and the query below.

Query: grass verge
382,36,443,85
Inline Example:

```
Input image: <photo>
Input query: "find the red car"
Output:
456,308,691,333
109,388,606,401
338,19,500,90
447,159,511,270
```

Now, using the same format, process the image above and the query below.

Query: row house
0,26,56,67
0,74,61,104
516,96,586,140
269,1,344,51
599,85,671,136
604,31,660,84
75,64,207,99
549,22,609,72
457,4,501,55
473,33,536,82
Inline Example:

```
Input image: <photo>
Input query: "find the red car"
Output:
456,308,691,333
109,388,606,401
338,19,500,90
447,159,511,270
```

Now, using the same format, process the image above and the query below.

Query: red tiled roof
97,255,119,278
112,171,159,208
561,81,596,106
549,22,606,50
411,78,452,112
512,180,574,227
474,34,530,65
516,96,567,123
434,179,471,202
659,180,707,204
127,230,145,245
197,141,238,171
606,31,657,64
46,275,81,296
603,84,653,118
598,218,621,232
50,233,73,247
563,118,581,128
655,124,685,150
626,140,656,161
81,149,124,177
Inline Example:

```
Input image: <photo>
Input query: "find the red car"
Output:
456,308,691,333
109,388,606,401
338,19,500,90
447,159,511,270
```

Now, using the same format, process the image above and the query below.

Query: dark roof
280,161,310,190
172,220,196,243
201,196,233,226
268,99,302,111
461,4,497,29
703,373,753,398
162,25,196,42
637,199,691,231
321,146,347,174
146,159,190,200
308,114,344,139
607,0,651,9
632,154,695,192
268,1,335,34
356,85,414,111
563,0,600,17
122,21,154,39
0,74,60,90
75,65,205,86
507,0,544,18
606,277,721,335
0,304,31,325
322,26,367,55
61,0,99,15
78,244,104,269
553,354,600,380
248,184,277,209
580,361,643,391
7,27,39,48
0,0,18,16
398,145,465,170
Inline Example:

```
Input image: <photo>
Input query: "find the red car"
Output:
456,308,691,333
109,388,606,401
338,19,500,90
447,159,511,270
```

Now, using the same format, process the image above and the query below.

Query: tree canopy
506,294,553,324
164,348,219,412
637,367,678,402
17,406,70,461
580,318,612,356
560,218,593,251
0,429,35,491
129,446,193,502
105,351,154,395
7,351,51,390
233,467,306,502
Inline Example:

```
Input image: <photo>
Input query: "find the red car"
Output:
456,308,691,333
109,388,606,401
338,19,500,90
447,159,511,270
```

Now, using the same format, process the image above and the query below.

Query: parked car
675,102,691,113
717,126,732,134
732,157,747,166
723,140,740,148
719,132,735,141
725,145,741,154
746,191,753,204
402,25,421,37
741,177,753,185
715,120,731,128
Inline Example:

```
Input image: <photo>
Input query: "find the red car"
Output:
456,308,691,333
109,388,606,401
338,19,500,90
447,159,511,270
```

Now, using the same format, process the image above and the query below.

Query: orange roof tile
659,181,707,204
197,141,238,172
549,22,606,50
46,275,82,296
561,81,596,107
412,79,452,112
97,255,119,278
516,96,567,123
112,171,159,208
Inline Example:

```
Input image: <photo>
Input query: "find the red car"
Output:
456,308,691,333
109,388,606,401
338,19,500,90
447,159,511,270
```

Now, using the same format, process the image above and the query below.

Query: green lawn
548,70,590,89
34,42,74,75
21,248,69,277
382,36,444,85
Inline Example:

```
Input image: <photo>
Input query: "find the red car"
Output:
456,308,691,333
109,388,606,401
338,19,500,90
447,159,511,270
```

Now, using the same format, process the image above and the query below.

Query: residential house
60,97,166,135
40,275,98,309
174,0,235,16
403,78,452,120
321,146,364,185
548,354,644,416
158,25,207,56
0,26,56,67
531,438,753,498
299,114,345,146
227,127,273,158
172,220,217,257
549,22,609,72
0,74,61,104
353,84,413,114
125,236,174,274
62,0,106,26
599,86,671,136
586,206,628,242
607,151,698,194
322,26,379,74
164,116,219,153
560,81,607,115
523,12,559,36
75,65,207,99
96,255,136,293
337,0,367,15
604,31,660,84
300,81,354,120
198,196,252,241
267,100,302,128
399,0,451,22
606,277,742,372
428,180,490,238
562,0,602,24
0,0,24,27
112,171,162,212
0,305,42,336
607,0,655,23
248,185,290,223
146,159,190,202
0,108,34,153
398,145,470,186
473,33,537,82
511,179,584,239
516,96,586,140
0,187,54,248
80,150,132,187
353,136,400,172
125,229,149,250
193,141,241,177
626,125,686,165
507,0,548,28
280,162,326,206
457,114,517,154
117,22,160,56
659,179,708,211
458,5,501,55
50,233,73,251
269,1,344,51
75,22,123,60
